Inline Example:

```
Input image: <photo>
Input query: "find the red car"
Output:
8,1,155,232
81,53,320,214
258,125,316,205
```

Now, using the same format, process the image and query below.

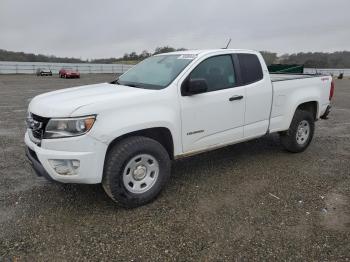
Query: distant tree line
1,47,350,68
0,49,85,63
260,51,278,66
278,51,350,68
241,51,350,68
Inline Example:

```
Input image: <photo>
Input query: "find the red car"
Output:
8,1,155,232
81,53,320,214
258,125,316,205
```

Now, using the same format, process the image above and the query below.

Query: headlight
44,115,96,139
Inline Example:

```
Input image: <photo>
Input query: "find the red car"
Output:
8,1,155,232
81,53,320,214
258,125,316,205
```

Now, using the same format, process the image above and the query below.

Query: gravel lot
0,74,349,261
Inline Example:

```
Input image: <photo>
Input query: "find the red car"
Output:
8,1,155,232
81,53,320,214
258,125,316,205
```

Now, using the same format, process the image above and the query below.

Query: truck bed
268,72,332,134
270,73,321,82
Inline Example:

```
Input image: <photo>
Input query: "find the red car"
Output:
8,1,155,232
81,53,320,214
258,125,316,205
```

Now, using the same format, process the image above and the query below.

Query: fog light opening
49,159,80,176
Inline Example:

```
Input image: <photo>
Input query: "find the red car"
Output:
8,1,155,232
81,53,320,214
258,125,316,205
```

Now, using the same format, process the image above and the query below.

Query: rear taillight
329,80,335,101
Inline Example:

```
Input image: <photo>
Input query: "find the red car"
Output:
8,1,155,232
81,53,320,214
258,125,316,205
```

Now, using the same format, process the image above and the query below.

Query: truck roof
157,49,258,57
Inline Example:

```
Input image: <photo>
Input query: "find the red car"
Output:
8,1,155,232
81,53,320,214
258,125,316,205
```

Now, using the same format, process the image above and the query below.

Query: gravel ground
0,74,349,261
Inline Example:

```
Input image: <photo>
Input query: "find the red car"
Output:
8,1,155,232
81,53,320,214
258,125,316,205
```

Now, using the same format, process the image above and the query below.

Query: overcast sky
0,0,349,59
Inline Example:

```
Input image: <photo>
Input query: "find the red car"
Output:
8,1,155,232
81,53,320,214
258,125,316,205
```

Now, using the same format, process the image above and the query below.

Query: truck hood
29,83,153,117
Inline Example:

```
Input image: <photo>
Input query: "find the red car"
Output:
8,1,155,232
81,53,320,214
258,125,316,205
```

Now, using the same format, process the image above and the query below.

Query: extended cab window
189,55,236,92
237,54,263,84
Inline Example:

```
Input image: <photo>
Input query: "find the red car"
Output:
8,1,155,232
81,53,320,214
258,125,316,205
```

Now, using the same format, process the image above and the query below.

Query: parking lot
0,74,349,260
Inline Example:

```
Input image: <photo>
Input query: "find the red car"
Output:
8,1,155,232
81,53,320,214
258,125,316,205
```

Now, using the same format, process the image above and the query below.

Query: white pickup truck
25,49,334,207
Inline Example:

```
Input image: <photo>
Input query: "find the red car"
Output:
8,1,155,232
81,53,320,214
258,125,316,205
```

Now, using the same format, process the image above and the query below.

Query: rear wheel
102,136,171,208
280,110,315,153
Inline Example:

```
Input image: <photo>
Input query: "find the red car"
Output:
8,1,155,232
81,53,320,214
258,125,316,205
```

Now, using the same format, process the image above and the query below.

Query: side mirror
182,78,208,96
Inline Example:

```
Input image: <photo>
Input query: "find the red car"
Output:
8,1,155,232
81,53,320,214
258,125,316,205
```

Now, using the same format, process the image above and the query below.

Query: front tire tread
102,136,171,208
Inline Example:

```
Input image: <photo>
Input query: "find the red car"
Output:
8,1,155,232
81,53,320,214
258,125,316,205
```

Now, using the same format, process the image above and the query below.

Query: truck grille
26,113,50,145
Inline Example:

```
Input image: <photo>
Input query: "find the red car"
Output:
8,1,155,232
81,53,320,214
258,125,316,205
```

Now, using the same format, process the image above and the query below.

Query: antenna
224,38,231,49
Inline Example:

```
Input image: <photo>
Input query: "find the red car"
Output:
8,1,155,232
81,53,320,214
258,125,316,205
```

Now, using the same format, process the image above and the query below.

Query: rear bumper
320,105,331,119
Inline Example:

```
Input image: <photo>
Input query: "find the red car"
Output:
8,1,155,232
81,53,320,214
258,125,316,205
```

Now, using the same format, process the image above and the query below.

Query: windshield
117,54,195,90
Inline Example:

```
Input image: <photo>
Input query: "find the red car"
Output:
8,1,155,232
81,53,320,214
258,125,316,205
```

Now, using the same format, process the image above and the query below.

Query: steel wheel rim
296,120,310,145
122,154,159,194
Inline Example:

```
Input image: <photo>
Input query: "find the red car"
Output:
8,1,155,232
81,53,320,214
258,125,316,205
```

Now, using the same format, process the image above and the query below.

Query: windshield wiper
111,79,143,88
126,83,139,87
111,79,120,85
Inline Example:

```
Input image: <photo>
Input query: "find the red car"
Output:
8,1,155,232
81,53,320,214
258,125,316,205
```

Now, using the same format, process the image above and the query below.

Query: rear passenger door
180,55,246,153
236,53,272,138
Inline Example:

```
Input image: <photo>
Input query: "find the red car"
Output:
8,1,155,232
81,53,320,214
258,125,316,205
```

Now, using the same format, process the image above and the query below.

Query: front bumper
24,131,107,184
25,146,54,181
66,74,79,78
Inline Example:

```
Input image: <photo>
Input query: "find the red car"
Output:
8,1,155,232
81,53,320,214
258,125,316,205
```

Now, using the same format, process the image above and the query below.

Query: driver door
179,54,246,153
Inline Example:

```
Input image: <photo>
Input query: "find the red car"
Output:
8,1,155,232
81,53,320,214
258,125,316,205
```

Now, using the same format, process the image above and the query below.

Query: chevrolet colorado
25,49,334,207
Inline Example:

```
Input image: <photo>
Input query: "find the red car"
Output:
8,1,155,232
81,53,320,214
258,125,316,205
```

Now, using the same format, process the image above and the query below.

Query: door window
189,55,236,92
237,54,263,84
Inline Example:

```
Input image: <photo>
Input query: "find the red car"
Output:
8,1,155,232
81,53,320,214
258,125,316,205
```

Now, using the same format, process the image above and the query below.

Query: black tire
280,109,315,153
102,136,171,208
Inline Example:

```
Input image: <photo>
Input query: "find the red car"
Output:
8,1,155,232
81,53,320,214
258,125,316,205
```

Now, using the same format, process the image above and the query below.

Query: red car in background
59,68,80,78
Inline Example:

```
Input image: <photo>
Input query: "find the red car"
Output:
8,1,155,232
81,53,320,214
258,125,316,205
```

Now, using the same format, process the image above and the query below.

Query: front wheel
102,136,171,208
280,110,315,153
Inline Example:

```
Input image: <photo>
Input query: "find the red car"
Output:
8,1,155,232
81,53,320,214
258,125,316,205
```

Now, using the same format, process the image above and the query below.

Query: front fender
88,105,182,156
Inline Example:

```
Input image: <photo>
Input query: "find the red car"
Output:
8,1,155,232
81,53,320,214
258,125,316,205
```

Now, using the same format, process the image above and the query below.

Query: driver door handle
229,95,244,101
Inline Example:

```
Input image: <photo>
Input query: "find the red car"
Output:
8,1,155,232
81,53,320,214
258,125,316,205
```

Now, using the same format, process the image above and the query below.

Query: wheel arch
279,100,318,135
106,127,175,160
295,101,319,120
